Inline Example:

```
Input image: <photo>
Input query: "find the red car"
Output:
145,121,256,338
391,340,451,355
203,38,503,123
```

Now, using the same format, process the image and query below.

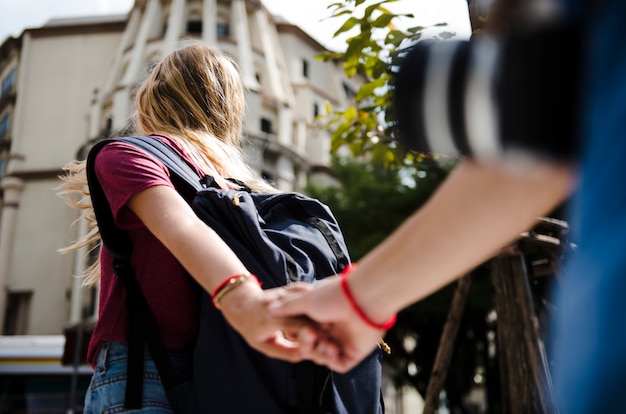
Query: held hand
217,280,318,362
269,277,388,373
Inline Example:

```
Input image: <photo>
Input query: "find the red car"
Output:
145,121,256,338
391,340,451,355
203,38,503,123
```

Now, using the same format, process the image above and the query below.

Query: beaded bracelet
212,272,260,309
339,264,397,331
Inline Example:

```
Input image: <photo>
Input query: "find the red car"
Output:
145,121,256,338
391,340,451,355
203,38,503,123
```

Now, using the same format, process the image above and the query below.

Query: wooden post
422,273,473,413
490,250,558,413
418,218,566,413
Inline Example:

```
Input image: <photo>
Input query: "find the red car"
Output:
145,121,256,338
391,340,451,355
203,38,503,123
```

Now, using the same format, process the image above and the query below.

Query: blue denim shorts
83,342,193,413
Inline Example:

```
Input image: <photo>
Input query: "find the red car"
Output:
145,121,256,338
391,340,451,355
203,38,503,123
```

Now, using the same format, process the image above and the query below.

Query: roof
43,14,128,28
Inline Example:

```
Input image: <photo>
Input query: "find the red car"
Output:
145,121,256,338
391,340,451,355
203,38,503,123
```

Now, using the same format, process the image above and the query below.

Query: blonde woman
60,44,305,412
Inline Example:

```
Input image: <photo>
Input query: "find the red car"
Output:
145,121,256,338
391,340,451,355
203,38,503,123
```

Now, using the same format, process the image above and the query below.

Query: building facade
0,0,361,338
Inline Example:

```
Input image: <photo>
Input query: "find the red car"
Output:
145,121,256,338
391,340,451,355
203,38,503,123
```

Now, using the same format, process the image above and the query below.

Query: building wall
0,23,125,335
8,178,76,334
8,32,122,174
0,0,354,337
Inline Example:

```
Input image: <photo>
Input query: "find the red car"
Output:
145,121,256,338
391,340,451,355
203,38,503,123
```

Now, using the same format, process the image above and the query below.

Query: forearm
350,160,575,323
166,218,247,287
128,186,250,294
128,185,311,358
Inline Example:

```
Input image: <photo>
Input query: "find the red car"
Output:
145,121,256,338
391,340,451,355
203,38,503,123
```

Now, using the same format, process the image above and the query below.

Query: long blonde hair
59,43,277,286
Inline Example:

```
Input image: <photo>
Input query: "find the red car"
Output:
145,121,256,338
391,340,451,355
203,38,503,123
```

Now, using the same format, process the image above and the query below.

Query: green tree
306,156,451,261
315,3,561,412
311,1,503,410
306,157,497,408
318,0,453,167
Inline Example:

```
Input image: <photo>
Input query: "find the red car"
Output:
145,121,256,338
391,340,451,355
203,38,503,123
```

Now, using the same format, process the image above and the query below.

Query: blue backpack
86,135,384,413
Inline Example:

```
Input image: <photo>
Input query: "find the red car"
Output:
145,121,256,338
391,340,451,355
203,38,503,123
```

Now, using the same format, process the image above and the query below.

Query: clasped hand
218,276,384,373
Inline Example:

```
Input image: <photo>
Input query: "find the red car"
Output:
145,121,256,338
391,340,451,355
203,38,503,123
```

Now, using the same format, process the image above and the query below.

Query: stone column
231,0,260,90
275,156,295,191
254,8,285,102
277,105,293,146
101,5,143,100
114,0,162,130
202,0,217,45
0,177,24,331
122,0,161,85
68,216,88,324
163,0,187,54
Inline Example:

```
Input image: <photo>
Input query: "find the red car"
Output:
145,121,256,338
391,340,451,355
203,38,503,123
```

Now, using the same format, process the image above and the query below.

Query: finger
258,333,312,363
271,332,299,349
282,282,314,293
294,326,319,358
260,283,312,306
268,293,311,318
278,315,316,340
303,341,346,371
315,339,339,362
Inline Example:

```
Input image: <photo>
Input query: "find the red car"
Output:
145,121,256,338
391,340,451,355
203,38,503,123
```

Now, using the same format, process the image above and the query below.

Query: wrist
339,264,396,331
212,273,261,310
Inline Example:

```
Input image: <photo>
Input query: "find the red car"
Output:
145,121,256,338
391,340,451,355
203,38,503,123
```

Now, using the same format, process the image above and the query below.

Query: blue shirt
551,1,626,412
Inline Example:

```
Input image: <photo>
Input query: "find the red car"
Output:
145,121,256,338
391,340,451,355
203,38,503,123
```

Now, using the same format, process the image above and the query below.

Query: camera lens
393,24,581,163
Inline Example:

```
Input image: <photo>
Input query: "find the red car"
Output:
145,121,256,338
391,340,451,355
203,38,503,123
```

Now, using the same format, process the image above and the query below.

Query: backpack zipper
232,191,243,206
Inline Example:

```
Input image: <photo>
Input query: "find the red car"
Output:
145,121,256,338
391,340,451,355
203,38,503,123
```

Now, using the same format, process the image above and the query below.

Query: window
262,150,279,185
260,118,273,134
1,69,15,98
217,22,229,37
302,59,309,78
98,116,113,139
313,103,320,118
3,291,32,335
0,113,9,140
342,82,356,100
187,20,203,35
261,170,274,183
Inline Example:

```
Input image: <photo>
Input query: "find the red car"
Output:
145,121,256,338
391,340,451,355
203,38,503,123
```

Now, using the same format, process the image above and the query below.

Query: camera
392,23,582,163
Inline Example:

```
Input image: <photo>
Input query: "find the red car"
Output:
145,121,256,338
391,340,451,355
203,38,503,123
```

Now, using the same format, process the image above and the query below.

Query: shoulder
95,140,169,180
93,139,178,221
94,140,175,200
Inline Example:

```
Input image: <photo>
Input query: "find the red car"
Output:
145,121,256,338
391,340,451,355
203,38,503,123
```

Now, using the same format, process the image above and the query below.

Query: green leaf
334,17,359,37
325,102,333,115
407,26,425,33
355,78,385,101
372,13,395,28
344,106,358,121
319,0,456,168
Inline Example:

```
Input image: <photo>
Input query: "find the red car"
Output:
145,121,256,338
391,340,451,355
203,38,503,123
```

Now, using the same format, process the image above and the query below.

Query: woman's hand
218,280,324,362
269,278,386,373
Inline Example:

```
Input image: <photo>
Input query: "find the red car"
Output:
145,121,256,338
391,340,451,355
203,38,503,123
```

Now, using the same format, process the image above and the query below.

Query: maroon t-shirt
87,135,203,367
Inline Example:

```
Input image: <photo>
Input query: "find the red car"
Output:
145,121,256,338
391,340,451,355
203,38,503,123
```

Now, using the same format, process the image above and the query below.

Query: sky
0,0,472,50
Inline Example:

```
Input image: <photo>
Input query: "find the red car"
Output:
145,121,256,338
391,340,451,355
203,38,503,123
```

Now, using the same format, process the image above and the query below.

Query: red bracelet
339,264,397,331
211,272,259,309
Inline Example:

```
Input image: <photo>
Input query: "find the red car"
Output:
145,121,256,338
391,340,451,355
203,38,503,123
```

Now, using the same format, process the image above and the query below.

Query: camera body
393,23,582,163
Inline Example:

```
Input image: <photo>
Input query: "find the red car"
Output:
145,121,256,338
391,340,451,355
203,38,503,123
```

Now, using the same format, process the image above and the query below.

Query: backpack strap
86,139,134,261
86,136,203,259
86,136,202,409
116,135,204,193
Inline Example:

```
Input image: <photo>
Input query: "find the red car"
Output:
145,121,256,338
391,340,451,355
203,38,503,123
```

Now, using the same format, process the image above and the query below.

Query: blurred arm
352,159,575,324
